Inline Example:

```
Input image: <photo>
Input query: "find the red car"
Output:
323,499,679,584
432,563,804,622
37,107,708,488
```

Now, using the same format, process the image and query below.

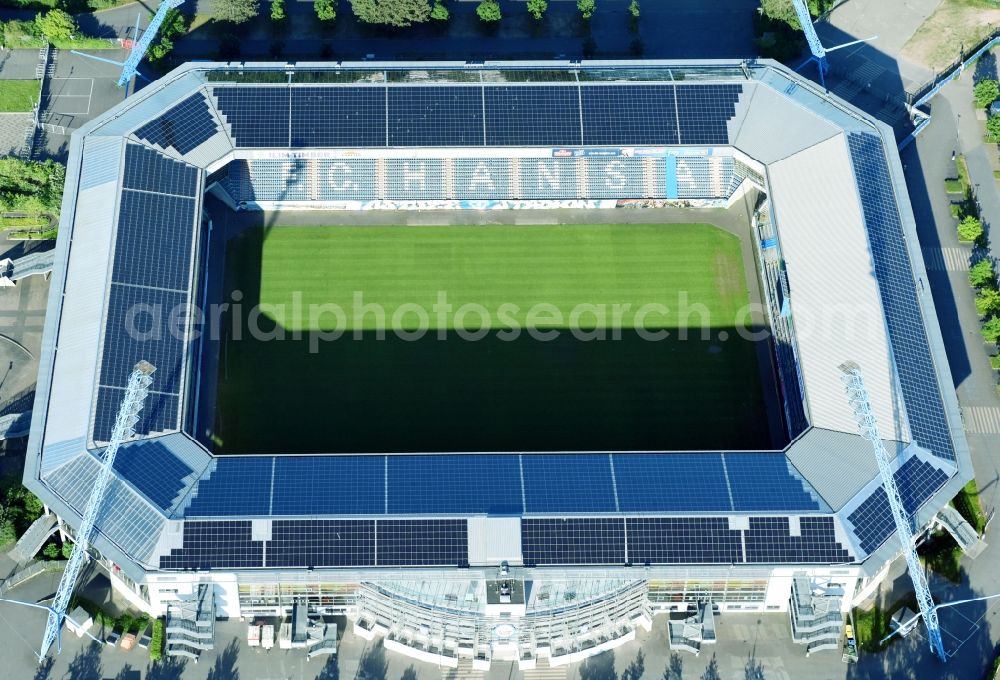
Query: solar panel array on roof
389,86,482,146
581,84,678,145
377,519,468,567
266,519,375,568
627,517,743,564
847,456,950,554
725,452,823,511
159,521,264,569
214,87,290,147
292,87,385,147
522,454,616,513
93,387,179,444
98,286,187,392
180,452,827,518
212,82,743,149
744,516,851,564
675,84,742,145
122,144,199,195
44,453,164,561
521,518,626,566
387,455,521,515
113,192,197,290
112,440,194,511
272,457,384,515
186,457,273,517
133,92,221,155
613,453,732,512
94,145,199,442
484,85,581,146
847,133,956,461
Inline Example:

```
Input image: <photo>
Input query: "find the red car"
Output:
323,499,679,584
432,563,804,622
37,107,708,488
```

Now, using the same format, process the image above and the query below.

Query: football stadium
25,60,973,663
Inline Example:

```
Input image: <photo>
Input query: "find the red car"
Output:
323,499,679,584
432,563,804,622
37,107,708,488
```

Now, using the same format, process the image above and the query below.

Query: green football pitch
213,222,774,454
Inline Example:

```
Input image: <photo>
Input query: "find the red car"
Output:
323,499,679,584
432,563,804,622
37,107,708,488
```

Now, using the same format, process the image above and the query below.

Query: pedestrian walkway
922,246,971,271
963,406,1000,433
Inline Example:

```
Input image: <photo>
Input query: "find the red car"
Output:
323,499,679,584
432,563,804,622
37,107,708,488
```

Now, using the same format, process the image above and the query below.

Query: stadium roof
25,60,971,582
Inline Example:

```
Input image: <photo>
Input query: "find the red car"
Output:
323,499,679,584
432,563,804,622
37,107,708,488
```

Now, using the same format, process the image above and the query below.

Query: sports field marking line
963,406,1000,433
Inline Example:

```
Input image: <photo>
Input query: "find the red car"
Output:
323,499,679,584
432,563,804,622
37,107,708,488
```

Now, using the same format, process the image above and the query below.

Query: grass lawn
214,223,772,455
0,80,40,113
902,0,1000,70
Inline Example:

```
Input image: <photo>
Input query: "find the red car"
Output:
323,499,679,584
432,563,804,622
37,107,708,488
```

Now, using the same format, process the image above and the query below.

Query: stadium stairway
7,512,57,565
933,506,987,559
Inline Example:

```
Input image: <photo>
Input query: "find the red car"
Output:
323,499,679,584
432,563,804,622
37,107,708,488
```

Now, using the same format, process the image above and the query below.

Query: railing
908,26,1000,108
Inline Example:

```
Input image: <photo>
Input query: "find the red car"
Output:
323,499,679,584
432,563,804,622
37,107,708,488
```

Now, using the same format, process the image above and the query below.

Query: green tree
35,9,76,42
61,540,73,559
958,215,984,242
0,519,15,547
970,260,997,288
213,0,260,24
982,316,1000,344
987,114,1000,142
350,0,431,26
147,37,173,62
976,288,1000,316
577,0,595,19
159,8,187,38
316,0,337,20
527,0,546,20
430,1,448,19
628,0,639,17
476,0,500,21
974,79,999,109
272,0,286,20
42,542,59,560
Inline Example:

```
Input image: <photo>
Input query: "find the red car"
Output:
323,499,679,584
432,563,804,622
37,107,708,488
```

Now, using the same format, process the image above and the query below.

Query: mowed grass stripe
255,223,747,331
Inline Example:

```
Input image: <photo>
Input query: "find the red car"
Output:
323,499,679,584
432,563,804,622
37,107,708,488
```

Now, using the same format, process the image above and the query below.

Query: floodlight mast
839,361,947,662
791,0,828,83
117,0,185,87
37,361,155,661
790,0,876,88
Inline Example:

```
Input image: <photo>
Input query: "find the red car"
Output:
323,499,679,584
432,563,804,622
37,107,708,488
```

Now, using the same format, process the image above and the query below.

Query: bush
315,0,337,20
0,157,65,215
944,178,964,193
526,0,546,20
476,0,500,21
213,0,260,24
351,0,431,26
983,316,1000,344
919,531,963,583
35,9,75,41
0,519,16,547
853,605,891,652
149,619,164,662
958,215,984,242
271,0,285,20
992,354,1000,370
976,288,1000,316
969,260,996,288
974,79,999,109
950,203,962,218
430,1,447,19
61,540,73,559
988,114,1000,143
577,0,595,19
41,542,59,559
952,480,986,535
628,0,638,16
